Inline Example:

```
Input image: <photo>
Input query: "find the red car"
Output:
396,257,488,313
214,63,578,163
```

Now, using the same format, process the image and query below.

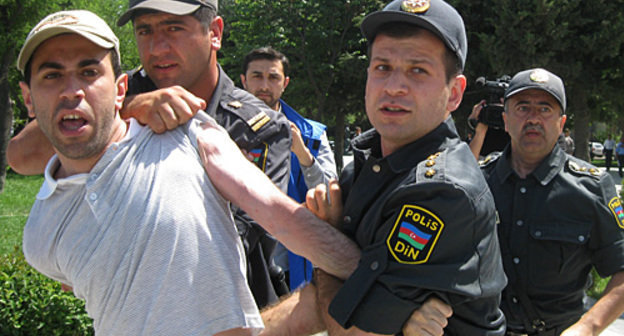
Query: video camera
472,75,511,129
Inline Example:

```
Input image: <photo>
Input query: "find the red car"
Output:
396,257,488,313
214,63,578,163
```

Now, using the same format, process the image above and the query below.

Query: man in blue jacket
241,47,338,290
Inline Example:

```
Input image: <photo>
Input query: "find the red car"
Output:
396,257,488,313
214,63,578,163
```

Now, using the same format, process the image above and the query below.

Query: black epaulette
566,158,602,179
479,152,502,168
219,96,272,133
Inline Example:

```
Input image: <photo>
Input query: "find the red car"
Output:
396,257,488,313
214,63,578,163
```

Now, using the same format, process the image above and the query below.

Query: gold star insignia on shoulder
427,152,441,161
227,101,243,109
568,161,580,172
425,168,436,178
401,0,430,13
589,168,601,176
425,159,436,167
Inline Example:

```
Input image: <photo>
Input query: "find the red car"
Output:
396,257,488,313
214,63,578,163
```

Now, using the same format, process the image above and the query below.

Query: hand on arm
289,122,314,167
305,179,343,227
467,100,489,160
401,297,452,336
561,271,624,336
196,116,359,279
7,120,54,175
121,85,206,133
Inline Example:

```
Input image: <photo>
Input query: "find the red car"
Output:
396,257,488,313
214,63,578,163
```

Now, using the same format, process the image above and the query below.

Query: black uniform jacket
330,117,507,335
127,65,291,308
481,144,624,332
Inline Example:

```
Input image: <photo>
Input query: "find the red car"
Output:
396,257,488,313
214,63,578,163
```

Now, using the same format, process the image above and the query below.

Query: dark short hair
24,48,122,85
367,22,462,82
242,46,290,77
131,6,216,32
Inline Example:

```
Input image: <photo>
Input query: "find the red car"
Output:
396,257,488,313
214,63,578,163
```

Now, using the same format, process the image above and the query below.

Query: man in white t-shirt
18,10,263,335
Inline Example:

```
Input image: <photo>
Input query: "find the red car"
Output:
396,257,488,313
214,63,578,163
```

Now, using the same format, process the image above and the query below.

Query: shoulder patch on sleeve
607,197,624,229
386,204,444,264
249,142,269,172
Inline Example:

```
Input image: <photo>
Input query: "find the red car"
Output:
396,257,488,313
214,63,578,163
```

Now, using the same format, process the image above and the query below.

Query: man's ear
446,74,467,113
19,81,35,118
209,16,224,51
283,76,290,90
240,74,248,90
115,73,128,113
559,114,567,133
503,111,509,133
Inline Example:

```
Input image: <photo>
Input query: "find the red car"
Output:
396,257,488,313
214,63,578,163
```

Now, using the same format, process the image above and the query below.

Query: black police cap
361,0,467,70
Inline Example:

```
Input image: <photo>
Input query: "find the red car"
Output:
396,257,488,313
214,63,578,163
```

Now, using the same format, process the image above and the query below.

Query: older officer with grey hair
477,68,624,336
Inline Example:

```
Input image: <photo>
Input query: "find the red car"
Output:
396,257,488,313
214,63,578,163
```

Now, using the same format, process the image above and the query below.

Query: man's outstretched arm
7,120,53,175
196,116,359,279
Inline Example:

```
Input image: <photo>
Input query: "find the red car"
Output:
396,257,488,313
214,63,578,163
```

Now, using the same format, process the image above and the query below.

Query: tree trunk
570,84,590,162
0,53,13,193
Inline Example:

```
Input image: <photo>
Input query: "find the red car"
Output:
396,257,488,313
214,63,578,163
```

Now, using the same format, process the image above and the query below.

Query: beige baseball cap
17,10,120,75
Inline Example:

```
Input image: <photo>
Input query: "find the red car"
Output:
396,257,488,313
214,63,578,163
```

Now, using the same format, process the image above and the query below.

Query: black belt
505,326,559,336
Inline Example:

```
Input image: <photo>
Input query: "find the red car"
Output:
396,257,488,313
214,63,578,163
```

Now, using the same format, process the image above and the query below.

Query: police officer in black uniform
476,68,624,335
313,0,507,335
117,0,292,308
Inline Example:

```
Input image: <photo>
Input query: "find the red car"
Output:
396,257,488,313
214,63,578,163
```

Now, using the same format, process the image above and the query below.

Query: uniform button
90,174,98,181
372,164,381,173
370,261,379,271
343,216,352,224
516,220,524,227
520,187,527,193
535,231,542,237
578,235,585,242
512,296,519,303
513,257,520,264
89,193,98,201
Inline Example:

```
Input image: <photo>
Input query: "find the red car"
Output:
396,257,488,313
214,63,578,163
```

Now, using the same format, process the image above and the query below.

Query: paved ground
338,158,624,334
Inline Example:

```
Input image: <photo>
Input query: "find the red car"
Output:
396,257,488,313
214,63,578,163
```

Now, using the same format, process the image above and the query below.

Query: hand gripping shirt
23,115,262,335
329,117,507,335
480,145,624,332
127,65,292,308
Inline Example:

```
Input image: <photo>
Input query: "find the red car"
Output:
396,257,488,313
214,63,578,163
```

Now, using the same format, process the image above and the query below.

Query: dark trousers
605,149,613,170
618,155,624,177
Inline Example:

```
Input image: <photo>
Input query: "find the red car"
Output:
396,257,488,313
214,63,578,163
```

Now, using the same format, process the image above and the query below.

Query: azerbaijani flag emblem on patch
249,143,269,172
387,205,444,264
608,197,624,229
